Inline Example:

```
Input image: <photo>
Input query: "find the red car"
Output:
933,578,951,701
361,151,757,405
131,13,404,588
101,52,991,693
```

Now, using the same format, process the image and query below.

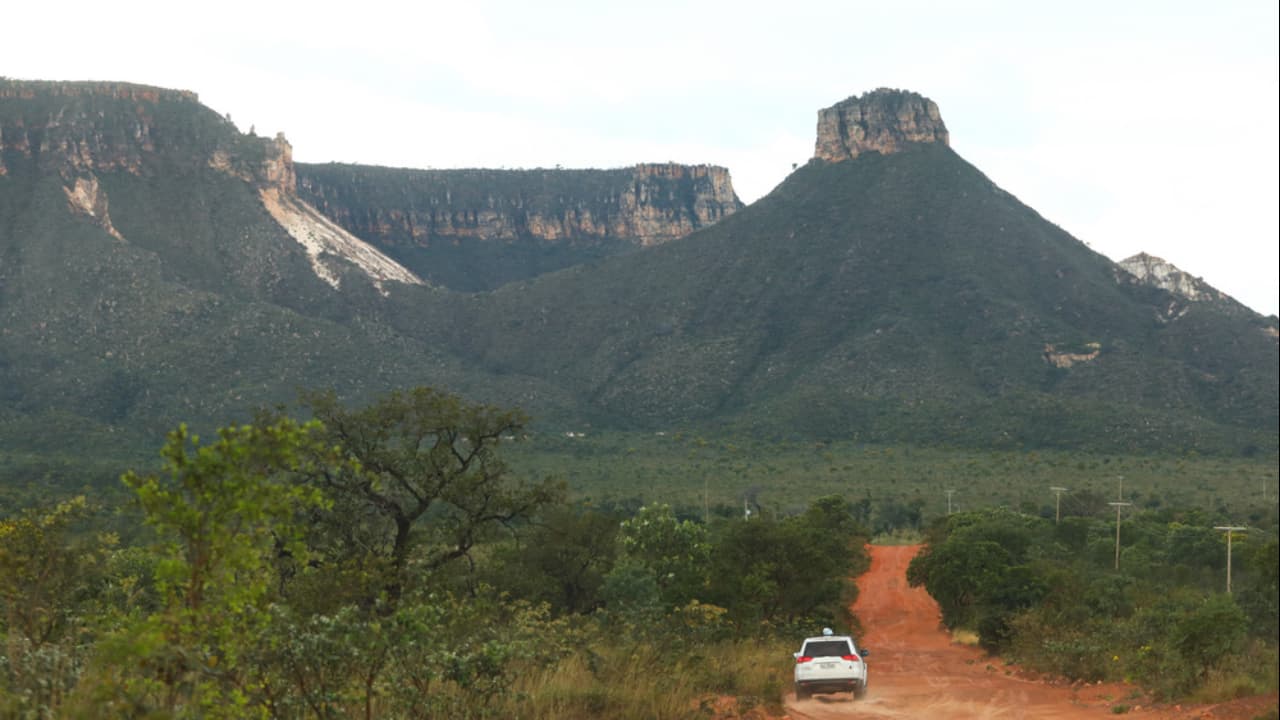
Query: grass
497,639,792,719
310,637,793,720
1189,641,1280,704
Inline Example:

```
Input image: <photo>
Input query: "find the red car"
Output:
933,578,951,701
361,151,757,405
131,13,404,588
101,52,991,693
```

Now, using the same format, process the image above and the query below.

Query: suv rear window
802,640,852,658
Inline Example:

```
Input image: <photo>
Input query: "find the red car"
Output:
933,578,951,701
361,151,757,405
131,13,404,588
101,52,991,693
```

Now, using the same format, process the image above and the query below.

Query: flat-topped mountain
0,80,1275,466
387,89,1275,450
0,79,420,291
295,162,742,291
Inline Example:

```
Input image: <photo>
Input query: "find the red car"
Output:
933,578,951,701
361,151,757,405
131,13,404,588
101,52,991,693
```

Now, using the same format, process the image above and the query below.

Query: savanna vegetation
501,430,1278,533
0,387,869,719
3,388,1277,717
906,504,1279,701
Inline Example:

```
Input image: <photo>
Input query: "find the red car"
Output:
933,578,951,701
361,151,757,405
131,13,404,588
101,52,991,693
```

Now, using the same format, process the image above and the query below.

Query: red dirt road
784,545,1276,720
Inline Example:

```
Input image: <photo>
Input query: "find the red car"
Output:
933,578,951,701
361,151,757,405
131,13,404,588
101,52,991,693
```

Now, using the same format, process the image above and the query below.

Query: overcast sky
7,0,1278,315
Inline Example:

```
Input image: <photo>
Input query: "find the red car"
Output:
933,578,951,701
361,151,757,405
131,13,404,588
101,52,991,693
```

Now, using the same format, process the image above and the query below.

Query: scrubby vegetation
0,388,868,718
907,505,1279,700
3,386,1276,716
502,430,1279,527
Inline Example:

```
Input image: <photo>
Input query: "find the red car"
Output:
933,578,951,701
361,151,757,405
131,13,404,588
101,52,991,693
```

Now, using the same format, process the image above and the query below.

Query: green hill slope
0,82,577,464
1,81,1275,467
389,144,1277,452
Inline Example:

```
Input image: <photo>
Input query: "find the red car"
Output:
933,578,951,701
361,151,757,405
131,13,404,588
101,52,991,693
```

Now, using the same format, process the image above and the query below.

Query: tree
0,496,103,645
486,505,619,614
874,496,925,534
805,494,869,540
93,419,330,718
706,498,866,632
908,536,1013,627
1236,536,1279,638
612,503,709,609
0,496,111,714
294,387,563,605
705,519,800,630
907,510,1046,637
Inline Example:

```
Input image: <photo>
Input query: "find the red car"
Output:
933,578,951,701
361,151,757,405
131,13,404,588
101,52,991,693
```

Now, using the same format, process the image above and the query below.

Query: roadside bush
916,507,1276,701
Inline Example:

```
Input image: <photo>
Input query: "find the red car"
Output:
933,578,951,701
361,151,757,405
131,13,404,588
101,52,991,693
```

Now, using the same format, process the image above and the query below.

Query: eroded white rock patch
259,187,423,292
63,174,125,241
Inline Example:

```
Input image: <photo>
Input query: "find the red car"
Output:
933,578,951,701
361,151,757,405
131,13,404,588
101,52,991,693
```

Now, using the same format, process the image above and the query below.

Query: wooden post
1050,486,1068,524
1214,526,1247,593
1108,501,1131,570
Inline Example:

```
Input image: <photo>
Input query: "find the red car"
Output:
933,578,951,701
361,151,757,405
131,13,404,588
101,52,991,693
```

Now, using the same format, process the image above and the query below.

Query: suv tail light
795,656,813,664
842,654,861,662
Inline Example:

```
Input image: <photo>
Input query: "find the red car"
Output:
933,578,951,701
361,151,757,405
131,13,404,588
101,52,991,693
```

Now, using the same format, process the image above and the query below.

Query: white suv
793,630,869,700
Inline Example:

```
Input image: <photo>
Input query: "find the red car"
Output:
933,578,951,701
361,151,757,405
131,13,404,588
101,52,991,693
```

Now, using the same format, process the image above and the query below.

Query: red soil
783,544,1277,720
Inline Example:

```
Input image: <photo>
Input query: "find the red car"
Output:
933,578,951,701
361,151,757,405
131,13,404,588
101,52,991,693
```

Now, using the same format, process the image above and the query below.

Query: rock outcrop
62,174,124,241
260,186,422,291
1114,252,1269,328
1117,253,1224,303
1042,342,1102,368
296,162,741,249
294,162,743,290
1,79,297,194
209,131,296,192
0,80,200,177
1,79,418,290
814,88,949,162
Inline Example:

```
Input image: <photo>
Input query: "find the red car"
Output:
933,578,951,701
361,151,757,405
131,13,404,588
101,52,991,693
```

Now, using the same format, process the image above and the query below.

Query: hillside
386,135,1277,451
0,80,574,462
0,81,1275,468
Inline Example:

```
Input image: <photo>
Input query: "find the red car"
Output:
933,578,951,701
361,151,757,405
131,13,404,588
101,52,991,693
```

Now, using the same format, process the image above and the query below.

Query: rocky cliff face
814,88,949,162
295,162,743,290
296,162,740,247
0,79,291,186
0,80,208,253
2,80,301,190
0,81,197,177
208,132,296,192
1,79,417,290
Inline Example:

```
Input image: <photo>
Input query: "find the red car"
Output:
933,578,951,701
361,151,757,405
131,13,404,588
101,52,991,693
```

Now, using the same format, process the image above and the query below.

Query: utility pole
1050,486,1068,524
1108,501,1131,570
1214,526,1247,593
945,489,956,515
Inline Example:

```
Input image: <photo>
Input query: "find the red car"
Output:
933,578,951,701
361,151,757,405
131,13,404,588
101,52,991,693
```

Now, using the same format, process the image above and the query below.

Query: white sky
6,0,1278,315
